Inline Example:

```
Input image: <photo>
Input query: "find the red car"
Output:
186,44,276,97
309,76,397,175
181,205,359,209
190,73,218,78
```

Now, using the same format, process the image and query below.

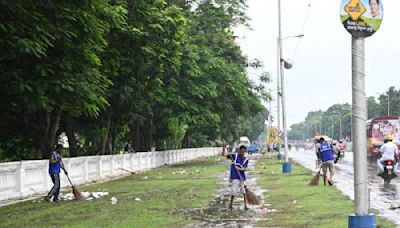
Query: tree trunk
99,113,111,155
182,131,189,148
132,122,147,152
112,132,117,154
106,122,113,154
64,113,78,157
146,113,154,151
39,107,62,159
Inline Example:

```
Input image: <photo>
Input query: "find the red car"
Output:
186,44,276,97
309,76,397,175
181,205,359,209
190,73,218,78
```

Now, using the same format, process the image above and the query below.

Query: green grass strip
0,156,226,228
255,155,396,228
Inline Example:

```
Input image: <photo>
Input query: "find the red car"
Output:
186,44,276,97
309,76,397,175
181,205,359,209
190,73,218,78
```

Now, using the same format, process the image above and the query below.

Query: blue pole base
277,153,282,160
348,214,376,228
282,162,292,173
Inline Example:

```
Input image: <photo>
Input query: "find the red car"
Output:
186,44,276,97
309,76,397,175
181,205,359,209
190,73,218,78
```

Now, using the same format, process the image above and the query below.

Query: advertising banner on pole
340,0,383,37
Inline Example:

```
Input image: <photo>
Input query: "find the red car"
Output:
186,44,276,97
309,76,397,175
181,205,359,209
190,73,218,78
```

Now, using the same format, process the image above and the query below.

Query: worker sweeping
44,144,65,202
222,143,250,210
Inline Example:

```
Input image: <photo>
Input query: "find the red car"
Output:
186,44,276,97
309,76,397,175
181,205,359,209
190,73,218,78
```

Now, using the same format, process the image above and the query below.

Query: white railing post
130,153,134,171
42,160,48,191
110,155,115,176
121,155,125,172
138,153,143,170
83,157,88,183
98,156,103,179
16,161,25,197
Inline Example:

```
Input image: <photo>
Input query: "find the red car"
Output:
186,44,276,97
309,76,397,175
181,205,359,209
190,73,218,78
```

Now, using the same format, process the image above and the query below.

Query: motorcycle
338,149,345,160
380,160,397,185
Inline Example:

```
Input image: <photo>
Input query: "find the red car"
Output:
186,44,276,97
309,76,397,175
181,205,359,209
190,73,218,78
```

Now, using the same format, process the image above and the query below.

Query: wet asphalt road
289,148,400,226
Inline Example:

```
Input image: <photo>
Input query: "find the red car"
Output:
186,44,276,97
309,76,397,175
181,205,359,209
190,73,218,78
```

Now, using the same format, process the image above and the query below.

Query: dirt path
185,156,269,227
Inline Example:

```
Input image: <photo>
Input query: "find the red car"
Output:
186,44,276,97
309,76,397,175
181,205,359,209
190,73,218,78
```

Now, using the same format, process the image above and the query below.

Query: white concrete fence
0,147,220,203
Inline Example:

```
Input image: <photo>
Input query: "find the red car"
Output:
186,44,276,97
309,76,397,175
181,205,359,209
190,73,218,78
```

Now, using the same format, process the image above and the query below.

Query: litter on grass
59,191,109,201
111,197,117,204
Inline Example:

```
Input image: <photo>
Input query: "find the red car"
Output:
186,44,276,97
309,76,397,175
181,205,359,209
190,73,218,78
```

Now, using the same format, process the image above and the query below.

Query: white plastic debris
293,200,297,204
61,191,109,201
92,192,99,199
143,176,148,180
111,197,117,204
81,192,91,198
135,197,141,201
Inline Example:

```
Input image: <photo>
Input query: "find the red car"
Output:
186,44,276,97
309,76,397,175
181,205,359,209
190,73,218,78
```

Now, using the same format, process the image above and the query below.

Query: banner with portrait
340,0,383,37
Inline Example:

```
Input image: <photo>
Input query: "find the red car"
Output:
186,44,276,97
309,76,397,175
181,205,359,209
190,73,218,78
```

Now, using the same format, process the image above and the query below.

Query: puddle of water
185,156,272,228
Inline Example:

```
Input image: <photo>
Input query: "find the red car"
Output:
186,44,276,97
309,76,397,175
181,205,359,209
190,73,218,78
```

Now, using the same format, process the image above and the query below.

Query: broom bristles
72,186,84,201
245,188,260,205
309,172,320,186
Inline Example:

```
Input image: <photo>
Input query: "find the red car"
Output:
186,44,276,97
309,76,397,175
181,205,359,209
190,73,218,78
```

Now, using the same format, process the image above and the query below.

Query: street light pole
276,37,283,160
319,118,322,134
332,112,342,140
387,92,390,116
278,0,291,173
339,112,342,140
277,38,281,132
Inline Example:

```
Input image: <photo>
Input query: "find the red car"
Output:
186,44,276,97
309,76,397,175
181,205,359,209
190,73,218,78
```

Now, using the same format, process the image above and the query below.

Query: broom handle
63,169,74,186
61,160,74,186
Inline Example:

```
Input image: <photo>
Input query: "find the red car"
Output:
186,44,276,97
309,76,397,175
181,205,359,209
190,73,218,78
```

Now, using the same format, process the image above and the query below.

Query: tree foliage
288,87,400,141
0,0,268,161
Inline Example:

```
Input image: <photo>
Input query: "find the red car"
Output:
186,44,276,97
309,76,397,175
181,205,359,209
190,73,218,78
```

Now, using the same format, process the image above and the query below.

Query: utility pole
387,92,390,116
319,118,322,134
340,1,383,223
277,38,281,131
278,0,291,173
352,36,370,223
276,37,282,160
339,112,342,140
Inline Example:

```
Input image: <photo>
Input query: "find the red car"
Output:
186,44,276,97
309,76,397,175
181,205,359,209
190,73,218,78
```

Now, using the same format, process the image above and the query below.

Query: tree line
0,0,269,161
288,86,400,141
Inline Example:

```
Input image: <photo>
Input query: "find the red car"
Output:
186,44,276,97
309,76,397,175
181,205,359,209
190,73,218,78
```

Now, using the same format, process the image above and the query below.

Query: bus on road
366,116,400,157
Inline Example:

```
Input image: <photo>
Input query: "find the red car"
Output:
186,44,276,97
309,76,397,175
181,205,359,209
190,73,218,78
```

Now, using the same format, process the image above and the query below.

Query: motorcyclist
338,140,346,151
332,140,340,163
377,135,399,175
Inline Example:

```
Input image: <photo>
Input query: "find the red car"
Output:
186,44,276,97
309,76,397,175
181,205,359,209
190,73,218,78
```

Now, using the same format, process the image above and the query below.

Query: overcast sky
235,0,400,128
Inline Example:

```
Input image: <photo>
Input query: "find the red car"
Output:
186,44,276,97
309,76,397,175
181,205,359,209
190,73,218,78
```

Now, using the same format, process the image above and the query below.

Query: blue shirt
229,153,249,181
49,151,61,174
320,141,334,162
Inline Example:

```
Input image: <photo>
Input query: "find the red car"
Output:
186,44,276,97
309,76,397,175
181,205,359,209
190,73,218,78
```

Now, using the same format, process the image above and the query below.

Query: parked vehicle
247,145,258,155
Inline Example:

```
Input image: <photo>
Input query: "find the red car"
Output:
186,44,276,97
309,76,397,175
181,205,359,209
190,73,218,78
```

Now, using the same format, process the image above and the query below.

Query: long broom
63,169,84,201
231,155,260,205
309,167,322,186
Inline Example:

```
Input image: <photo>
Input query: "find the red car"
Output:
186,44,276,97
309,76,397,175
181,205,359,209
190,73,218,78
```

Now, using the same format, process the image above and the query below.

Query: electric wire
292,0,313,60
